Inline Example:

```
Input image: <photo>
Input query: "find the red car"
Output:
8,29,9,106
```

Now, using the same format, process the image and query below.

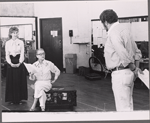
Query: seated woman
29,48,60,111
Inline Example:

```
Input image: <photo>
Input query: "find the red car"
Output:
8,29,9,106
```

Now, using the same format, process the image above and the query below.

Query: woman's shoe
30,108,35,111
19,102,23,105
41,107,45,111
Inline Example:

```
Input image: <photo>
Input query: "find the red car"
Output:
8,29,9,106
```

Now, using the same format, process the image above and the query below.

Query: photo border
0,0,149,123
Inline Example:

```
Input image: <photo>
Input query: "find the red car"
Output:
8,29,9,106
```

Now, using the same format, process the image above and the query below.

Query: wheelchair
89,45,111,79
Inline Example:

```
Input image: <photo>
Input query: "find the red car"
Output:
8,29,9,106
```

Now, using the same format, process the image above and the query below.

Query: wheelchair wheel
89,56,103,72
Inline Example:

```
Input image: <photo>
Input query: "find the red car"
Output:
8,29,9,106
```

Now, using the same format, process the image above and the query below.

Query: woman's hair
100,9,118,24
8,26,19,38
36,48,45,55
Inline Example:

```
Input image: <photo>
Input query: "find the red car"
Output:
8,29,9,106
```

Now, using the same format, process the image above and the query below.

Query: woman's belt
10,54,20,64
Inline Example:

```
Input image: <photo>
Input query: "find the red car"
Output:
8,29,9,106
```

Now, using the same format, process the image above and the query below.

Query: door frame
39,17,63,71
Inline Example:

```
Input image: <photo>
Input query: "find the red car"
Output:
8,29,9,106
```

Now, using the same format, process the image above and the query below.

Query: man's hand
133,67,144,81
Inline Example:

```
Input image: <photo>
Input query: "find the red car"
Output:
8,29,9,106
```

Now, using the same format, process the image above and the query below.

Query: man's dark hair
100,9,118,24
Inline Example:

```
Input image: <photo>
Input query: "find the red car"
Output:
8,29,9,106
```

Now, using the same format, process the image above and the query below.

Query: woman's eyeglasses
37,53,45,56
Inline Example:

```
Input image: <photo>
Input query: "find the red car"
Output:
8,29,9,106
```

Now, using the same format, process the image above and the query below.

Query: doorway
40,18,63,71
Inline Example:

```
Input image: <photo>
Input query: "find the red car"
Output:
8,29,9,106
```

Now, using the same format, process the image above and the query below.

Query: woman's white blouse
33,60,60,81
5,39,25,64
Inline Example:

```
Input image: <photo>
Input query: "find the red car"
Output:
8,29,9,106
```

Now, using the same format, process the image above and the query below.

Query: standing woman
5,27,28,104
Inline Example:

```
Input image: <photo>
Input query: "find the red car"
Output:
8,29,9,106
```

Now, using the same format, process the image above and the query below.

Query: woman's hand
51,80,55,84
16,63,21,67
10,63,17,67
51,76,58,84
10,62,21,67
29,72,34,77
30,84,35,90
29,72,36,81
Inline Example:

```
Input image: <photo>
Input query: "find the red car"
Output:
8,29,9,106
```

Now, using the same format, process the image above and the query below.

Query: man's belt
36,79,50,81
111,65,129,72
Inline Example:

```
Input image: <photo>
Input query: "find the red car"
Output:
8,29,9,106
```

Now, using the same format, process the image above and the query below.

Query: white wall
0,17,36,48
33,0,148,68
89,0,148,19
0,0,148,68
0,2,34,16
34,1,91,68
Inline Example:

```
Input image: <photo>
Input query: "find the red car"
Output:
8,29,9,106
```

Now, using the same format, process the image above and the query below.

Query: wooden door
40,18,63,71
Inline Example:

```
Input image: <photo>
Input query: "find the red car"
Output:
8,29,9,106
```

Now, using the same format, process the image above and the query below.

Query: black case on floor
36,86,77,111
85,73,102,80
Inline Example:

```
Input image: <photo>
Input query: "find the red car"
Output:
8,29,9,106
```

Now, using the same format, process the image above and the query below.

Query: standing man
29,48,60,111
99,9,143,111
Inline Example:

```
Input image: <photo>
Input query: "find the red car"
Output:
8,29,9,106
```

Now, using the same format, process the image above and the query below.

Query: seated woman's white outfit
31,60,60,109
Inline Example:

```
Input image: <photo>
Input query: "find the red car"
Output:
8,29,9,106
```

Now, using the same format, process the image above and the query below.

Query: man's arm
133,41,142,68
110,32,133,68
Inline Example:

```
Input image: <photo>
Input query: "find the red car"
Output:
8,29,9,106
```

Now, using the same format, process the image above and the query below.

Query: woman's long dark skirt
5,54,28,104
